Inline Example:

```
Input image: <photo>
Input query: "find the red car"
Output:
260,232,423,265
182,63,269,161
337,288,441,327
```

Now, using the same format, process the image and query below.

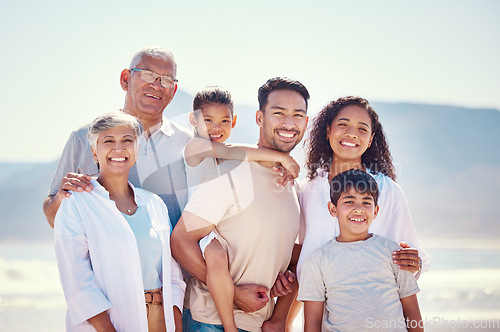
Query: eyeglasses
131,68,178,89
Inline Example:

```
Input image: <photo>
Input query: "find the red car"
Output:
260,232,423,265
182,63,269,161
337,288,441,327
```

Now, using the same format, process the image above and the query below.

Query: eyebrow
342,194,374,200
337,118,370,128
270,106,307,114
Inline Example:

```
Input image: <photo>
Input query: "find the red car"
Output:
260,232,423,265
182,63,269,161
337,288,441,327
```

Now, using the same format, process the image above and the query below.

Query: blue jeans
182,307,249,332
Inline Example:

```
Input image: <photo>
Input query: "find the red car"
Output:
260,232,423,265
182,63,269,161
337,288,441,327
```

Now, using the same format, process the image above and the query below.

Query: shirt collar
158,117,173,136
91,178,149,206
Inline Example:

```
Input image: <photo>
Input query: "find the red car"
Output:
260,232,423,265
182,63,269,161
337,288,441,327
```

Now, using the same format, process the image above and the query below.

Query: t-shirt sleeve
49,129,95,196
389,241,420,299
297,251,326,302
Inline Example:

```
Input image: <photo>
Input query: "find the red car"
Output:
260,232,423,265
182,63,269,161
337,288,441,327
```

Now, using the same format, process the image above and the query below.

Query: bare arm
171,211,214,284
87,311,116,332
43,172,93,228
401,294,423,332
173,306,183,332
185,138,299,178
263,244,301,331
303,301,324,332
171,211,269,312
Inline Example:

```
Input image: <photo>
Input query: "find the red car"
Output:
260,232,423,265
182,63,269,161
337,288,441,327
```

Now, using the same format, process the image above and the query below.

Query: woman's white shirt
297,171,430,281
54,179,185,332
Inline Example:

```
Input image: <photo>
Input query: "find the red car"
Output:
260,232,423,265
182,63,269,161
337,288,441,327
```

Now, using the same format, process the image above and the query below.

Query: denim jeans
182,307,249,332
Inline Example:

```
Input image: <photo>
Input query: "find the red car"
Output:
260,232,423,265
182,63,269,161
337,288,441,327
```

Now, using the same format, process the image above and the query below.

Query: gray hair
129,47,177,73
88,112,144,149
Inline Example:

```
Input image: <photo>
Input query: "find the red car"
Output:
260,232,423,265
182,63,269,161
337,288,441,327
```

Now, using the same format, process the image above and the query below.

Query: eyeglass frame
130,68,178,89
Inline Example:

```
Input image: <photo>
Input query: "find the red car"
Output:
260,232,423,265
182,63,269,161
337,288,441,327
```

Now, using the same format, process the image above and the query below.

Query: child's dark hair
330,169,379,206
193,86,234,115
306,96,396,181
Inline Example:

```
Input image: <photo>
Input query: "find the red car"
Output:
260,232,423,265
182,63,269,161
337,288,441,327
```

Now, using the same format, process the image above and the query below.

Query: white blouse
54,179,185,332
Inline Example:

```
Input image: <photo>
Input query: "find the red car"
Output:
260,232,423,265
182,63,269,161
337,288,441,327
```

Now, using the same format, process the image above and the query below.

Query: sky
1,0,499,162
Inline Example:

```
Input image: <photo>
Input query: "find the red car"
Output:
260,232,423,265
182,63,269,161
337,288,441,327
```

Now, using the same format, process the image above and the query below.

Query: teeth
210,134,222,138
350,218,365,222
278,132,294,138
145,94,160,100
110,158,126,161
341,141,356,147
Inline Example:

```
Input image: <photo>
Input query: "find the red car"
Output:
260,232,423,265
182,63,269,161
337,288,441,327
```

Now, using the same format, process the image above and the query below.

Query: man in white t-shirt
171,77,310,332
43,47,192,229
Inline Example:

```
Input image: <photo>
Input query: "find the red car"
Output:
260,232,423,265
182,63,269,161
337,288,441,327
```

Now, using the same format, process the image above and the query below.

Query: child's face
191,104,236,143
327,105,375,163
327,187,379,242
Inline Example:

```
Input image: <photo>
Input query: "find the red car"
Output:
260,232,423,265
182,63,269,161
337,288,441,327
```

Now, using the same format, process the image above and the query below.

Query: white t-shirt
297,171,430,281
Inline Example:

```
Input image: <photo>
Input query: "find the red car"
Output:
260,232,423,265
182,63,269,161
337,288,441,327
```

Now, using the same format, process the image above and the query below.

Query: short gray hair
129,47,177,73
88,112,144,149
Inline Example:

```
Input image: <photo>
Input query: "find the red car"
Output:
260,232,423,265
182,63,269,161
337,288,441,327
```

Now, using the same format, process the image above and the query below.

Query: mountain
1,94,499,246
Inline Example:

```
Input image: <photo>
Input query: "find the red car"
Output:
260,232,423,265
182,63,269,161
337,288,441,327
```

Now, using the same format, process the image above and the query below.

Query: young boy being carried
298,169,423,332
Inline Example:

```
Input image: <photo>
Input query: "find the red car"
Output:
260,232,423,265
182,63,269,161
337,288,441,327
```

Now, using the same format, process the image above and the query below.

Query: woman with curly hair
297,97,430,277
288,97,430,328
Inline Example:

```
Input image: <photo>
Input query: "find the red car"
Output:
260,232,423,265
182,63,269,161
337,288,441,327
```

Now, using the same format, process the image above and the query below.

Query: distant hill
1,92,499,245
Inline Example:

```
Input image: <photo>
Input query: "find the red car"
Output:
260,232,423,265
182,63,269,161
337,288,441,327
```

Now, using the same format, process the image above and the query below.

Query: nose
282,115,295,129
150,76,163,89
345,125,357,138
113,141,124,151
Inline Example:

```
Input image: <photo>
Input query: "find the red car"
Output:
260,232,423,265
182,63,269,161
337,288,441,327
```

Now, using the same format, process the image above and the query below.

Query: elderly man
171,77,310,332
43,47,192,228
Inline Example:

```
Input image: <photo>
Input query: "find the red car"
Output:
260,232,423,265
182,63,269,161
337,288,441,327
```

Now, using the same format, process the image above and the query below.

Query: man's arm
401,294,423,332
303,301,324,332
262,243,301,331
171,211,214,284
171,211,269,312
43,173,93,228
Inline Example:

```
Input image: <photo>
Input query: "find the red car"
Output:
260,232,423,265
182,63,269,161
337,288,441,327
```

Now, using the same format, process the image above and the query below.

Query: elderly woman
54,112,184,332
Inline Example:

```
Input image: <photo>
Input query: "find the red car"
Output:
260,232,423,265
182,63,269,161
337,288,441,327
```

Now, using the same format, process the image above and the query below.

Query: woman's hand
392,242,421,273
88,311,117,332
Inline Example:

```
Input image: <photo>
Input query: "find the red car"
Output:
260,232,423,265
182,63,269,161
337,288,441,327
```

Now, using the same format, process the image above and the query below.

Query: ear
327,201,337,218
373,204,380,219
368,133,375,148
120,69,130,91
189,112,198,127
91,146,99,164
256,110,264,128
232,114,237,128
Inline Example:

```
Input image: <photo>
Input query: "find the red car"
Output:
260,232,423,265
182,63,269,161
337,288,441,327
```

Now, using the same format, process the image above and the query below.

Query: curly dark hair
305,96,396,181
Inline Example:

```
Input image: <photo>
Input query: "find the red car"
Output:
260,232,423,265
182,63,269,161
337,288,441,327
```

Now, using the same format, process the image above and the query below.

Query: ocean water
1,242,499,331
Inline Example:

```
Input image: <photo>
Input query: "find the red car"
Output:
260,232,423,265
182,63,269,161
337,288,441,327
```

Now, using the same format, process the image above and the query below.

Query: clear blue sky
1,0,499,162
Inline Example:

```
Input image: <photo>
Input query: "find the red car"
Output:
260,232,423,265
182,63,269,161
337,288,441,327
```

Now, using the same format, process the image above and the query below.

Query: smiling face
121,55,177,126
328,105,374,164
190,103,236,143
256,89,308,153
328,187,379,242
92,126,138,178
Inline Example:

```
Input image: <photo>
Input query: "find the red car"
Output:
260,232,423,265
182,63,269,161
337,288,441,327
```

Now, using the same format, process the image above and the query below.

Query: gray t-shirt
49,117,192,227
298,234,419,332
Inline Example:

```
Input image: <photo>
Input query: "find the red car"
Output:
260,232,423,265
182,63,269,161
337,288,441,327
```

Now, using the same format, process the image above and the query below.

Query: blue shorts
182,307,249,332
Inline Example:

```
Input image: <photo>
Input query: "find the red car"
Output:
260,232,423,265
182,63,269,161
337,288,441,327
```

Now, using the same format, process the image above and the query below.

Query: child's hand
279,155,300,179
273,166,296,188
